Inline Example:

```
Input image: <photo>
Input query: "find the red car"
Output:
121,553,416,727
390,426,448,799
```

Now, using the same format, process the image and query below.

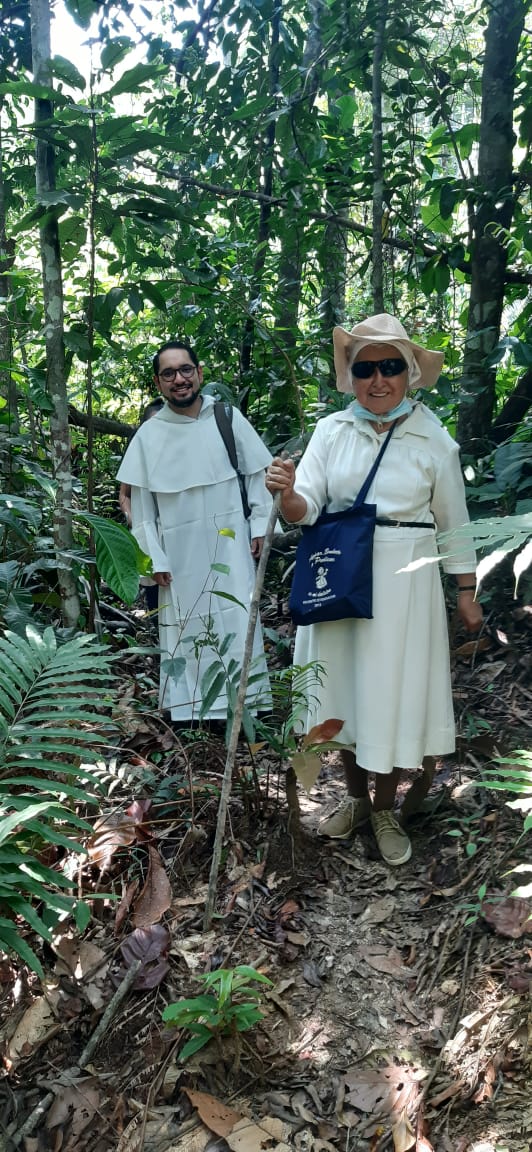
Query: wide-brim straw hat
332,313,444,393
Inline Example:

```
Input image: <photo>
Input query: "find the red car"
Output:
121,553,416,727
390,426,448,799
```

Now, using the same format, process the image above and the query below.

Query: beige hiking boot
371,809,412,866
318,795,371,839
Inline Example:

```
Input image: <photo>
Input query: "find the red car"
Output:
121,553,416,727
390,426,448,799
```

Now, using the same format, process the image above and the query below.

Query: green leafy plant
459,751,532,925
162,965,273,1062
479,750,532,895
0,625,116,974
444,813,491,858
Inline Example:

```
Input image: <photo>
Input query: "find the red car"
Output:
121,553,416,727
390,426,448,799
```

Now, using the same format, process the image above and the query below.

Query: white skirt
293,530,455,775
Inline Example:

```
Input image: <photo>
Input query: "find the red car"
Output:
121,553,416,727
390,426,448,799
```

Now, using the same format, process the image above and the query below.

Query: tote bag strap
353,420,398,508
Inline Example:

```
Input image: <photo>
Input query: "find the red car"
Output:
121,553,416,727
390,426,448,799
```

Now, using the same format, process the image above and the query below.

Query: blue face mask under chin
352,397,414,423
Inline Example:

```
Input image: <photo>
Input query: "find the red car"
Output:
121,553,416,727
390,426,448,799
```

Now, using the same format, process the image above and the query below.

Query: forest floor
1,593,531,1152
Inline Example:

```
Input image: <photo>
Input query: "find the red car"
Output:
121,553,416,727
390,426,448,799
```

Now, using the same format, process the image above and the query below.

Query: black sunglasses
351,357,407,379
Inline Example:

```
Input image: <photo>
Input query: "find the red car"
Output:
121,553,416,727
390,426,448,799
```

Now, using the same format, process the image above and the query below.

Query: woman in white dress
266,314,483,866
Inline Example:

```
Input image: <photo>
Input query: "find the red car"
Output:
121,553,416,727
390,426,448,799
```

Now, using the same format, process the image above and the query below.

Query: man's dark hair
152,340,199,375
140,396,164,423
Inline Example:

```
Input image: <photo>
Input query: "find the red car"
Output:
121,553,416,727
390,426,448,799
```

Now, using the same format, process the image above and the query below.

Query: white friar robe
117,396,273,721
291,403,477,775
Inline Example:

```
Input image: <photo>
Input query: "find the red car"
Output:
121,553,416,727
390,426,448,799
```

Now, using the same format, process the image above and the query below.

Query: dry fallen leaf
360,895,396,925
226,1116,291,1152
184,1089,243,1137
344,1063,424,1117
357,946,414,980
87,801,151,870
131,844,172,928
54,937,109,1009
47,1078,100,1150
481,895,532,938
163,1125,212,1152
291,750,322,792
392,1108,416,1152
303,718,345,746
6,992,59,1065
426,1080,466,1108
114,877,140,935
117,924,170,989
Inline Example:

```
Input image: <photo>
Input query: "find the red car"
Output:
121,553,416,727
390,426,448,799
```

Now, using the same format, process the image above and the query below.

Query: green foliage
253,662,326,758
0,626,115,974
76,512,152,605
480,751,532,841
162,965,273,1062
437,513,532,595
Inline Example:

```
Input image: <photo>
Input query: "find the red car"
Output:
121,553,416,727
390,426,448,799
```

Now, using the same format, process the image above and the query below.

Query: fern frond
0,627,118,972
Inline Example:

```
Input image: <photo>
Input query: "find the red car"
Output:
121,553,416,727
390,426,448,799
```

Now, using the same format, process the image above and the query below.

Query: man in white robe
117,340,273,724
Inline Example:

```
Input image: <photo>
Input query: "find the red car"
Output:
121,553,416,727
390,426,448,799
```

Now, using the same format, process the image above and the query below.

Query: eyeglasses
351,358,407,379
158,364,196,382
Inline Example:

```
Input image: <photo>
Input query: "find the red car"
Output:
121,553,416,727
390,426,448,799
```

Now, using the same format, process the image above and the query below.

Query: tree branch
68,404,134,439
171,171,531,285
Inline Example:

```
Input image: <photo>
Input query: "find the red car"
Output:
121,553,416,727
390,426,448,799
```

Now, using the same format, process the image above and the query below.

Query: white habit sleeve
130,487,171,573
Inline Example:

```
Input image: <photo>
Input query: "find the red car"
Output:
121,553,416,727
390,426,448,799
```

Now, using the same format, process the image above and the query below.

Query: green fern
0,626,116,975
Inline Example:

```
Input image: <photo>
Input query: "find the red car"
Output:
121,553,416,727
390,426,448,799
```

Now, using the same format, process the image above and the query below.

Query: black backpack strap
213,402,251,519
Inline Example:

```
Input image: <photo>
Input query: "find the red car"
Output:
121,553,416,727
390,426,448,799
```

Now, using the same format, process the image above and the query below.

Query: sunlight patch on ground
286,1015,335,1066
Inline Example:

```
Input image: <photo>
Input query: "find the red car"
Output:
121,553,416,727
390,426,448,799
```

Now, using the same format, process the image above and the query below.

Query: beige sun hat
332,313,445,393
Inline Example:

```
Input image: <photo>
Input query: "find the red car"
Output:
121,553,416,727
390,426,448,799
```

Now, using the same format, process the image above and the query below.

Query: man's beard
167,387,201,410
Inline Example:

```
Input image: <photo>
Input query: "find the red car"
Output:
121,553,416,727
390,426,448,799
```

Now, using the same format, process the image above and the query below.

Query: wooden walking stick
203,493,281,931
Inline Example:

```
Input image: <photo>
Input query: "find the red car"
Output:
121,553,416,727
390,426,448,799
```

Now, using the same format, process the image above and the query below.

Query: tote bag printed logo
305,548,341,609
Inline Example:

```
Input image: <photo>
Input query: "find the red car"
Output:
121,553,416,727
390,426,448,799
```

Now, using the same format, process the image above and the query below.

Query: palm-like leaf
0,626,116,974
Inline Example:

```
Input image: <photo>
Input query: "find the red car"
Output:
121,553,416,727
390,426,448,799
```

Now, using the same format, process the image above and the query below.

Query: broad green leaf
100,37,135,71
0,80,67,103
178,1029,213,1062
51,56,86,91
108,62,165,98
160,656,187,681
63,0,100,29
138,280,168,311
199,667,227,719
230,95,271,121
74,901,92,932
211,563,231,576
162,996,218,1022
0,803,56,847
0,923,43,977
420,205,453,236
77,513,151,604
211,590,246,609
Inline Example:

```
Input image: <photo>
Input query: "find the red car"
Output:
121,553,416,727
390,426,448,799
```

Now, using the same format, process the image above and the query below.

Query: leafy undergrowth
0,597,531,1152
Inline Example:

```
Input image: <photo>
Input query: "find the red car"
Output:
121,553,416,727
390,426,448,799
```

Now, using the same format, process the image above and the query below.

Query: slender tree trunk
269,0,326,433
30,0,80,627
239,0,281,401
371,0,387,313
456,0,526,452
0,110,18,475
491,369,532,444
318,211,348,395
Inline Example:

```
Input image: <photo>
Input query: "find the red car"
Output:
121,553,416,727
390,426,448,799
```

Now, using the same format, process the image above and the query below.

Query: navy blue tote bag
289,424,396,626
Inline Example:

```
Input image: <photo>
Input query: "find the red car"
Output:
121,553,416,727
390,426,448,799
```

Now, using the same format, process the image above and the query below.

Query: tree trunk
239,0,281,402
371,0,388,313
456,0,526,453
0,110,18,473
491,369,532,445
30,0,80,627
269,0,326,434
